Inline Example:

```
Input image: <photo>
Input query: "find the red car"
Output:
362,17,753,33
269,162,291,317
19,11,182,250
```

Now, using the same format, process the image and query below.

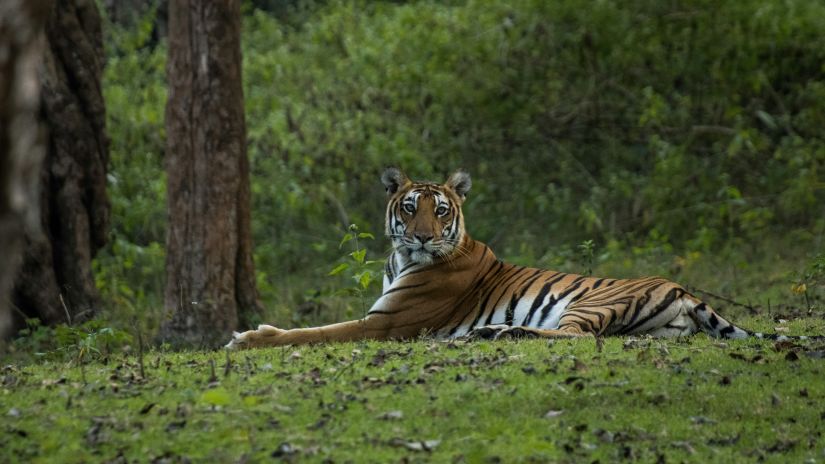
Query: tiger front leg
225,324,288,349
226,316,402,349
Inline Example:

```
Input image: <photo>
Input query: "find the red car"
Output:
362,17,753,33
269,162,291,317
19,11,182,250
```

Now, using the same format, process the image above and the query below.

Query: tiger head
381,168,472,265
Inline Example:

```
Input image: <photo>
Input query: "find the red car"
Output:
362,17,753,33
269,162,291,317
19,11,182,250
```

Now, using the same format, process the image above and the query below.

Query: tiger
226,168,818,349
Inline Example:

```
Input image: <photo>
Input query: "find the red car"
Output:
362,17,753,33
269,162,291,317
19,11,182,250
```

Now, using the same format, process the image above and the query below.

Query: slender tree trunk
161,0,261,348
12,0,110,327
0,0,52,339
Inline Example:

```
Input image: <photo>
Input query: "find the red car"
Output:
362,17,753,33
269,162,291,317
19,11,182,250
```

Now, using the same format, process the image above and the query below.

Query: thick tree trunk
0,0,52,339
12,0,110,327
160,0,261,348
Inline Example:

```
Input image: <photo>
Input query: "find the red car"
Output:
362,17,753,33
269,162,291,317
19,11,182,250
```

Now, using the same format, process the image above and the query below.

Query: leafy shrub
12,319,133,363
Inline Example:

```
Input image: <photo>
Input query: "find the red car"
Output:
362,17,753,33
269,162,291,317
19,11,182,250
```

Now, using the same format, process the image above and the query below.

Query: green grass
3,316,825,463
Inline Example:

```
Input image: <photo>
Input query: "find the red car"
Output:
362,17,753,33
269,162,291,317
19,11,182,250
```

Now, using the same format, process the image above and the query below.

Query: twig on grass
137,325,146,379
224,349,232,378
688,287,758,314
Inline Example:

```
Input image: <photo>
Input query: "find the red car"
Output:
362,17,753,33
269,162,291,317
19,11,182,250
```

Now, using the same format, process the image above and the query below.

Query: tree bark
160,0,261,348
12,0,110,327
0,0,52,339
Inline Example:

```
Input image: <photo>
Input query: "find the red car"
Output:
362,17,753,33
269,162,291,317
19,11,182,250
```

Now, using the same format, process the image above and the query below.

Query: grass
2,316,825,463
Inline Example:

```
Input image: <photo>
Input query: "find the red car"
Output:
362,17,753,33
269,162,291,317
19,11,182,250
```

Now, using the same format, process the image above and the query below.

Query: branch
687,287,758,313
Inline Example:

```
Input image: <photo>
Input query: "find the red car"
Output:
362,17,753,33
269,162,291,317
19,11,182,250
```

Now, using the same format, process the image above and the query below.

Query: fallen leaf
377,410,404,420
41,377,67,388
86,421,108,447
272,442,300,457
773,341,799,352
544,410,564,418
571,359,587,372
766,439,797,453
804,351,825,359
521,365,537,375
593,429,614,443
707,434,740,446
389,438,441,452
671,441,695,454
771,393,781,406
690,416,716,425
623,338,649,350
165,420,186,432
370,350,387,367
138,403,156,415
308,413,330,430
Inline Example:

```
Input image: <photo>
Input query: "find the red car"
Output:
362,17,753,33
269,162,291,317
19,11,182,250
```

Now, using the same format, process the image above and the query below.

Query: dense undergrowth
8,0,821,347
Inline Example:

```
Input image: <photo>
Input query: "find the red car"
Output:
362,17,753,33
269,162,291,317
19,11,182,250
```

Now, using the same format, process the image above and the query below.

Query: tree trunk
12,0,110,327
0,0,52,339
160,0,261,348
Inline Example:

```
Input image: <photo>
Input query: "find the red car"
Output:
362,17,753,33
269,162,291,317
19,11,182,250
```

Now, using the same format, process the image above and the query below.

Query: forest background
7,0,825,354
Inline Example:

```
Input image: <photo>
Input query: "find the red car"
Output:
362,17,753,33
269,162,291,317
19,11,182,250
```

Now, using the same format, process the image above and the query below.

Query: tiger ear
381,167,410,195
445,169,472,200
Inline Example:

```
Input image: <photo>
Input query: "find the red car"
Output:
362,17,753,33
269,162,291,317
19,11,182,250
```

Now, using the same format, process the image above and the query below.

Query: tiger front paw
465,324,510,340
225,324,287,350
494,326,540,340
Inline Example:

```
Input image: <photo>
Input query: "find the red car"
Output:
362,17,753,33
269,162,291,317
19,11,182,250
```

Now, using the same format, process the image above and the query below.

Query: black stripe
562,309,606,330
479,265,528,326
719,326,735,336
447,265,513,337
561,318,595,334
536,277,583,327
624,283,660,327
520,272,564,326
397,262,417,275
462,257,509,330
382,282,427,296
622,287,682,333
385,259,394,285
504,294,518,325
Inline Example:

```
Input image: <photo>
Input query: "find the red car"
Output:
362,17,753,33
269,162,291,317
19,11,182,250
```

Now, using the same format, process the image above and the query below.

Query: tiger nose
414,233,433,243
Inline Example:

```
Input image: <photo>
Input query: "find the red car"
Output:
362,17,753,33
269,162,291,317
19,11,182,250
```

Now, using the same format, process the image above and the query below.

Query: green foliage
801,254,825,289
328,224,384,318
577,240,596,277
11,319,132,363
792,253,825,313
90,0,825,335
95,5,167,329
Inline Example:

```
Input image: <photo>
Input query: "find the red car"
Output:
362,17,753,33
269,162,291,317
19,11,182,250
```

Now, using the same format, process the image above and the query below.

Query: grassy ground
2,316,825,463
